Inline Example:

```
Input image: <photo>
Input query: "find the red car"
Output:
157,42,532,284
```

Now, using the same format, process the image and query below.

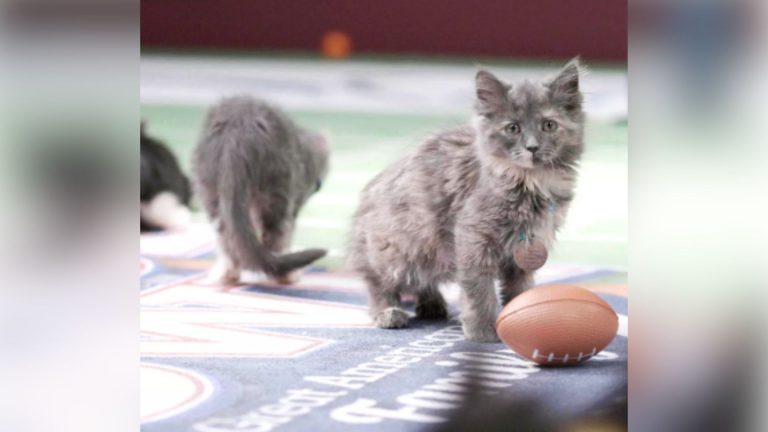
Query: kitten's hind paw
275,270,302,285
205,260,240,285
374,307,410,329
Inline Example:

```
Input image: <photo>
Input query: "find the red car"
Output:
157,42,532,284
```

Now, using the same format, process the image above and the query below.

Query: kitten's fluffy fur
194,96,330,284
349,59,585,342
140,121,192,231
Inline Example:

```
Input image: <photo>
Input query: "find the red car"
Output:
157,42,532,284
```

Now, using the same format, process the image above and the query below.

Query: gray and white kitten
349,59,585,342
194,96,330,284
140,121,192,231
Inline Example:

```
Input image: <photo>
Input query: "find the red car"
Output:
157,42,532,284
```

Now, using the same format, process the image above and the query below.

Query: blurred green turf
141,105,627,271
142,48,628,71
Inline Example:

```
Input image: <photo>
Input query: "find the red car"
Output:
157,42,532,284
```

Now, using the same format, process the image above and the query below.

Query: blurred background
140,0,628,272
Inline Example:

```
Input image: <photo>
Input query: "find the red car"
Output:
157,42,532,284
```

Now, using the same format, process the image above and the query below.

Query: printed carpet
140,225,627,432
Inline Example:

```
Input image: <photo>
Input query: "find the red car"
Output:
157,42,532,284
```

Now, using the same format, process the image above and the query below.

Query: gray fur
349,59,585,342
194,95,330,283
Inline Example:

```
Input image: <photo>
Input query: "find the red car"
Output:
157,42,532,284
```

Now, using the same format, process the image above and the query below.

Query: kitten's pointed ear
547,57,584,112
475,69,509,116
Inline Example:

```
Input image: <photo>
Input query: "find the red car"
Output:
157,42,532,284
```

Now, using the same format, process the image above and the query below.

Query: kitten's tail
217,133,326,279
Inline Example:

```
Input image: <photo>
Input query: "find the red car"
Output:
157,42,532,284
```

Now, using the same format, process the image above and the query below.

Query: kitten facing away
194,96,329,284
140,121,192,232
349,59,585,342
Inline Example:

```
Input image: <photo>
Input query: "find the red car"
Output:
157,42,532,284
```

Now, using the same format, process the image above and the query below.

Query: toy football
496,284,618,366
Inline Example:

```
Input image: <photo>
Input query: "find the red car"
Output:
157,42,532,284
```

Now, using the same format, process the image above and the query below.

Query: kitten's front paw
462,321,500,343
374,307,410,329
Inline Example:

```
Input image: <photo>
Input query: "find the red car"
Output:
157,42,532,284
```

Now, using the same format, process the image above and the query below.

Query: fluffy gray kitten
349,59,585,342
194,96,330,284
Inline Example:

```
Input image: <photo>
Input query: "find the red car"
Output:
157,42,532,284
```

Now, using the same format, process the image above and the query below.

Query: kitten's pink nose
526,145,539,154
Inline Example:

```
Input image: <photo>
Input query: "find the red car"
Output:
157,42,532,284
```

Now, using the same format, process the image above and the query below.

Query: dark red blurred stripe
141,0,626,62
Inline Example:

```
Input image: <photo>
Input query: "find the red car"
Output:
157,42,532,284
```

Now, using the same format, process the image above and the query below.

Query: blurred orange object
321,30,352,59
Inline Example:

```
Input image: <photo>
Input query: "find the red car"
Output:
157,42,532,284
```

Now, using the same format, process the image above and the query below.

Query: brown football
496,284,618,366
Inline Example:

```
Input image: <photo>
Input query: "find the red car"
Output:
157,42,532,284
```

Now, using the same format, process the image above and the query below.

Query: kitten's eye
542,119,558,132
505,123,521,134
